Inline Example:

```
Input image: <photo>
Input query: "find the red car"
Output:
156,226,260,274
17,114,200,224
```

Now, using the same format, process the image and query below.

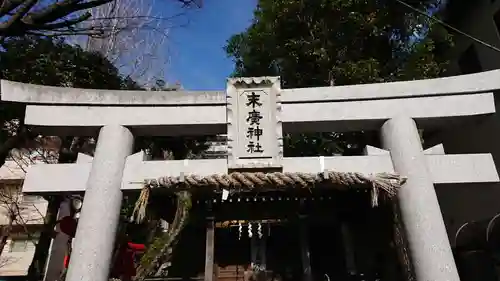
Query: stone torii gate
2,70,500,281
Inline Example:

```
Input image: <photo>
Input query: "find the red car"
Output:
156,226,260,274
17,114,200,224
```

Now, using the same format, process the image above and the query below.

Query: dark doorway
309,222,347,281
214,223,303,281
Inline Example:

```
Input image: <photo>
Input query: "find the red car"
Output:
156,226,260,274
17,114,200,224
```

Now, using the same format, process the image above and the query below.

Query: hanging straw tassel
373,172,405,197
131,185,151,223
368,173,406,207
371,184,379,207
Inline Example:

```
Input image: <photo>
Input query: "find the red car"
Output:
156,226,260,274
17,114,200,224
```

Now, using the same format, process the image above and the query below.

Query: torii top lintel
0,70,497,137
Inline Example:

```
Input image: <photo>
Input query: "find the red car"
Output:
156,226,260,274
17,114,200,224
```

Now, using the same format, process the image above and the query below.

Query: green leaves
0,37,126,89
0,36,133,150
225,0,452,156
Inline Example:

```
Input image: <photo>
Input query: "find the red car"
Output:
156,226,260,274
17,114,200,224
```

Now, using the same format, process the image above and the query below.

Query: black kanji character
246,126,263,140
246,110,262,125
246,92,262,108
246,141,264,153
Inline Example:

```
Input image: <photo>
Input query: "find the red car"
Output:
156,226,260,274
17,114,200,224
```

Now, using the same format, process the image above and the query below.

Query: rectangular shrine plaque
227,77,283,169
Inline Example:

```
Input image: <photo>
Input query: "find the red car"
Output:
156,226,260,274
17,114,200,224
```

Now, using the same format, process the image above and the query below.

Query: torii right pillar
381,116,461,281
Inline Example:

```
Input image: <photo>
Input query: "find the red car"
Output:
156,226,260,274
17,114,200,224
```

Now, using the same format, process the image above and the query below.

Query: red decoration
57,216,77,238
64,242,145,277
64,255,70,268
64,242,146,281
110,242,146,280
127,242,146,251
58,214,145,280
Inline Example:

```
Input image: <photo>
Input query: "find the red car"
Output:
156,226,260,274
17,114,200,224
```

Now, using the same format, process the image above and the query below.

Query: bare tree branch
69,0,188,86
35,12,92,30
0,0,201,40
0,0,109,38
177,0,202,8
0,0,37,29
23,0,111,25
0,0,24,17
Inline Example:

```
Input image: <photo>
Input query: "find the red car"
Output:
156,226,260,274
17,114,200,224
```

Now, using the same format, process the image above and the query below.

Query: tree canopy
1,37,127,88
225,0,453,156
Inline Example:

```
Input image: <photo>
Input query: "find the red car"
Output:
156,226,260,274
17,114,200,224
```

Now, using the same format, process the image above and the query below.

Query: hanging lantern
71,196,83,219
71,196,83,210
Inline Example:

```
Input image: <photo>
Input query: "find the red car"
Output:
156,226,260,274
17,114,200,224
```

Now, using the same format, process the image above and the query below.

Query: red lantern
58,213,145,281
110,242,146,280
57,216,77,238
64,242,145,280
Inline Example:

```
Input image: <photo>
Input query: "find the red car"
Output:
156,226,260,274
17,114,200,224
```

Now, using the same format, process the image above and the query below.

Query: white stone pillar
44,199,71,281
65,125,133,281
381,116,460,281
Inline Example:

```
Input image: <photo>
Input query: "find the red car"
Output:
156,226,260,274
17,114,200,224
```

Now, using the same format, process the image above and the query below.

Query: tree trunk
0,209,15,256
0,226,10,255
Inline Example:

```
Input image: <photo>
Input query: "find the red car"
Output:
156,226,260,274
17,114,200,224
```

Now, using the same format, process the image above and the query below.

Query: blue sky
161,0,257,90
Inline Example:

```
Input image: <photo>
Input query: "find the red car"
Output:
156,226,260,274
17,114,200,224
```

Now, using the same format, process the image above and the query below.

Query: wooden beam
341,223,357,275
5,70,500,105
298,215,312,281
1,79,226,105
21,94,495,135
23,163,91,193
25,105,226,136
21,153,499,194
282,93,495,132
204,216,215,281
282,155,393,174
426,154,499,184
122,156,228,191
280,69,500,103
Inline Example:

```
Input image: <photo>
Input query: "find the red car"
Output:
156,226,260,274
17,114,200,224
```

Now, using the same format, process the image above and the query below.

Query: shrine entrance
204,190,401,281
4,70,500,281
214,222,301,281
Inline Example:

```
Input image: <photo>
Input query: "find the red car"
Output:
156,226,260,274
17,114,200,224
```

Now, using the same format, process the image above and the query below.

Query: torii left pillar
65,125,133,281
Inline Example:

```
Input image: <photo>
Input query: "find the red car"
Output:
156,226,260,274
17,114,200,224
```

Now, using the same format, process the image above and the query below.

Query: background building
0,159,48,279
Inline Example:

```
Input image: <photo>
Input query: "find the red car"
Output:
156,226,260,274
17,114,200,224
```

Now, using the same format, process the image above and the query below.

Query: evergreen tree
226,0,452,156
